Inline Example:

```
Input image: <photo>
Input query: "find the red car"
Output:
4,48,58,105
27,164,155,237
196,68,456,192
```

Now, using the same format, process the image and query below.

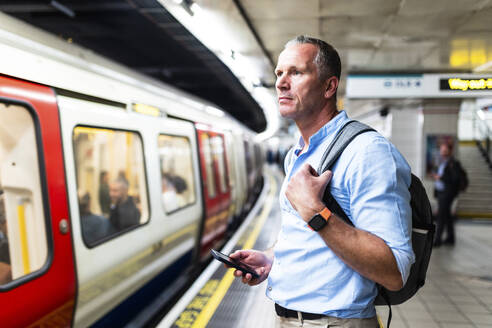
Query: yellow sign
132,103,161,116
447,78,492,91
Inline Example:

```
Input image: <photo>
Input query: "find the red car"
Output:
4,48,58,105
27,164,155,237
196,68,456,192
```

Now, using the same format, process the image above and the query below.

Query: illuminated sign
132,103,161,116
440,78,492,91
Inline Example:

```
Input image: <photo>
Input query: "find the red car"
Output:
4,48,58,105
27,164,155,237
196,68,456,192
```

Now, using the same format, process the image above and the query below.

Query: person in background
109,177,140,231
98,171,111,217
432,142,460,247
79,192,113,245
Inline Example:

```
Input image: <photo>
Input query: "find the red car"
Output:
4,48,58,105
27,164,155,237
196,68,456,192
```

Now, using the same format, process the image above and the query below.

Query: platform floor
159,167,492,328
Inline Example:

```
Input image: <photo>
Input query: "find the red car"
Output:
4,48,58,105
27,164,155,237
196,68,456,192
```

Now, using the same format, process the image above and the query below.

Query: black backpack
317,120,435,327
455,160,469,192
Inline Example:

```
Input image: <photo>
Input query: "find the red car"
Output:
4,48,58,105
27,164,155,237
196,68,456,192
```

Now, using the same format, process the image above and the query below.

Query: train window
211,135,228,193
0,102,48,286
73,127,149,246
201,133,216,199
158,135,196,213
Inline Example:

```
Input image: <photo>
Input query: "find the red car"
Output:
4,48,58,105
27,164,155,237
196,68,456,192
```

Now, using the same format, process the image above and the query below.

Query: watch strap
319,207,332,221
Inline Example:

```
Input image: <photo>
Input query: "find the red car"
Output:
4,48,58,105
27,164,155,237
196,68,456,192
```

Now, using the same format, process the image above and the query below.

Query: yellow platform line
191,176,277,328
457,212,492,219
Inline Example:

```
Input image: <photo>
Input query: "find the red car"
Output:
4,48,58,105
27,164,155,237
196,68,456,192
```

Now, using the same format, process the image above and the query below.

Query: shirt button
268,286,272,291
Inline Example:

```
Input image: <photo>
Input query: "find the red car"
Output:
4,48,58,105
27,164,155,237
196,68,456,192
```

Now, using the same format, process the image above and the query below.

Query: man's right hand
228,249,273,286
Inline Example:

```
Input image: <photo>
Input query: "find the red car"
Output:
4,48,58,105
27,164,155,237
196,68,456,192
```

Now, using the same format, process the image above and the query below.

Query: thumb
319,170,333,186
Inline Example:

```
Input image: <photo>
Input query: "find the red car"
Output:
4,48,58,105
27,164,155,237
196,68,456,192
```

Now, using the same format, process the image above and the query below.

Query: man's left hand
285,163,333,221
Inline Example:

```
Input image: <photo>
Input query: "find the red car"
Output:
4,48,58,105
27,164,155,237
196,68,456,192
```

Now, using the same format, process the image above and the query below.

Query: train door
0,76,76,327
222,130,238,221
195,125,231,259
58,96,202,327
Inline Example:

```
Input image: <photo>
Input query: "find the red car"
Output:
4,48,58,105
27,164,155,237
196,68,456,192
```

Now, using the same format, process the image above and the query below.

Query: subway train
0,14,265,327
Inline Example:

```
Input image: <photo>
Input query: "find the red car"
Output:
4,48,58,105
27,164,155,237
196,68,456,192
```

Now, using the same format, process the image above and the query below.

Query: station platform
158,166,492,328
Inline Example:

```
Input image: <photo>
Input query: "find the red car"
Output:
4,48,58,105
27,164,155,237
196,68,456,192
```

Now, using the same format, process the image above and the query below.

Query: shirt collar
294,110,348,155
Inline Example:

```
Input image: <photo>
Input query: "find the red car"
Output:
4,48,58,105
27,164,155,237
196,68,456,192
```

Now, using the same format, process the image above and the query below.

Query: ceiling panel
319,0,401,17
457,6,492,33
399,0,484,16
240,0,319,20
321,16,388,47
387,14,462,39
253,18,319,52
368,44,438,70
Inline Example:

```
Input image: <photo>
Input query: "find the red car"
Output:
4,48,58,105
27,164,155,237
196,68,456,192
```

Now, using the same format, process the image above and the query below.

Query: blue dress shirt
266,111,415,318
434,159,448,191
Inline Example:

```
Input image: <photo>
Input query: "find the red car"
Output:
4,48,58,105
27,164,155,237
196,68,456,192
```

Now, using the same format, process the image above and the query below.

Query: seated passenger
79,193,113,245
173,175,188,207
109,178,140,231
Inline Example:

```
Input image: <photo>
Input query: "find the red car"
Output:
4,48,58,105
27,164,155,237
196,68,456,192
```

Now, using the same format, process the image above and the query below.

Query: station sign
346,74,492,98
346,75,424,98
440,77,492,91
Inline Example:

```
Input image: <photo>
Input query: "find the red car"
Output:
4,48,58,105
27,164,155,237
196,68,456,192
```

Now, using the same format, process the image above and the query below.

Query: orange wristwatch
307,207,332,231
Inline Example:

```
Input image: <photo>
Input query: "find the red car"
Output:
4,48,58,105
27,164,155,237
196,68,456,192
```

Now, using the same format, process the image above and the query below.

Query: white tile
466,314,492,325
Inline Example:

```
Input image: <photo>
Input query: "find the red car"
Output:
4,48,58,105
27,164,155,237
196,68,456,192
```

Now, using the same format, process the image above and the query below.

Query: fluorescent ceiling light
474,61,492,72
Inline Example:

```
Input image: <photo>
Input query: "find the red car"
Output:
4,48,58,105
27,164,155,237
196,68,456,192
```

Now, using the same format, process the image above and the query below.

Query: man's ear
324,76,339,99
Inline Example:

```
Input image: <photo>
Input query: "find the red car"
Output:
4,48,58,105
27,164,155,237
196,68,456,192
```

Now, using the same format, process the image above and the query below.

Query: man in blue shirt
230,36,414,327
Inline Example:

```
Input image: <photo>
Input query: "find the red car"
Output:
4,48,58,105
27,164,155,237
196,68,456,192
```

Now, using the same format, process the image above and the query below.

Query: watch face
308,214,326,231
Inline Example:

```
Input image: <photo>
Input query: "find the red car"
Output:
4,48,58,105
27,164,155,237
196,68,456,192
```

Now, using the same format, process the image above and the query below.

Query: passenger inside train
73,126,150,243
158,134,196,213
79,192,114,246
109,177,141,231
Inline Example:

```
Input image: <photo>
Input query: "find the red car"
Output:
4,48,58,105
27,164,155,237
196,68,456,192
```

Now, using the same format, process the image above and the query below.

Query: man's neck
296,104,339,151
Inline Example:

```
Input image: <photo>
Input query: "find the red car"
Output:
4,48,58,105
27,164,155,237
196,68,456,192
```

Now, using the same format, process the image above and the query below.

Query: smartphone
210,249,260,279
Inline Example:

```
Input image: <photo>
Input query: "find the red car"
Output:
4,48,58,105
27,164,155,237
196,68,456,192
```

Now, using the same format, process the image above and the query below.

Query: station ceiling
2,0,492,133
240,0,492,74
0,0,267,132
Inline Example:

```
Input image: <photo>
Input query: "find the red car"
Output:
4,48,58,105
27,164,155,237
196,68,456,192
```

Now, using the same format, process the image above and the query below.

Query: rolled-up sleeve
346,137,415,284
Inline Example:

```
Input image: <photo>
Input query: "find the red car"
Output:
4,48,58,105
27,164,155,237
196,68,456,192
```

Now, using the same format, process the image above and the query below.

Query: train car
0,13,264,328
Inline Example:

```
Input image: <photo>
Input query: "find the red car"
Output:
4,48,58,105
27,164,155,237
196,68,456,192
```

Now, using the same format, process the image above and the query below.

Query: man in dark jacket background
109,177,141,231
432,142,461,247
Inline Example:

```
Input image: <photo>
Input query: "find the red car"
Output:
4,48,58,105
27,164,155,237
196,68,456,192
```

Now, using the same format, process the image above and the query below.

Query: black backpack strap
316,120,375,175
317,120,374,226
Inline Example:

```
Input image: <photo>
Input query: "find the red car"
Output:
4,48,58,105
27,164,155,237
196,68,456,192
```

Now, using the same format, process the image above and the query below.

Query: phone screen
210,249,259,279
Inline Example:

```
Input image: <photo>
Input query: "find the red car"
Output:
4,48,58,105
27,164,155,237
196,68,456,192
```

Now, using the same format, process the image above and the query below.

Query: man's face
275,43,327,121
110,182,126,205
440,144,451,158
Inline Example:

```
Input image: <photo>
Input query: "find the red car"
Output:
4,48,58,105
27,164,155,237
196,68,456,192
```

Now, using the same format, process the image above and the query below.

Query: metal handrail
473,109,492,168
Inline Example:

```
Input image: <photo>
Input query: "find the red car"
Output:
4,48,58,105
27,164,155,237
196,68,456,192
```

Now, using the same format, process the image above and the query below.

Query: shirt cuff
391,247,415,286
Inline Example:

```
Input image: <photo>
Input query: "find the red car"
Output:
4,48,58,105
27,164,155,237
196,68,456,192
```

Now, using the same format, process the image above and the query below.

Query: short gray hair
113,177,129,190
285,35,341,82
